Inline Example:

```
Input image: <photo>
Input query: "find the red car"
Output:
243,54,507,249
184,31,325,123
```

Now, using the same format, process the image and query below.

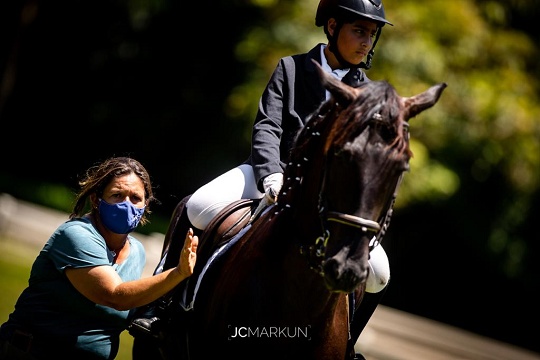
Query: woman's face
101,173,146,208
330,18,379,66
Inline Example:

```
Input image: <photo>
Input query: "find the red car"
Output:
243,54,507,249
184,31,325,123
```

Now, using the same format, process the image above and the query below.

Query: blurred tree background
1,0,539,355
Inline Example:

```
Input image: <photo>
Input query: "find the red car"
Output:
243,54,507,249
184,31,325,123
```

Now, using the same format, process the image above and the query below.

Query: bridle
277,99,409,275
300,115,407,274
326,171,402,251
302,173,401,275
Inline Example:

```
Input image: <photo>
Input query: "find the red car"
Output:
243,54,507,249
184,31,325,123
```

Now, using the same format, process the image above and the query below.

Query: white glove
262,172,284,201
250,173,284,222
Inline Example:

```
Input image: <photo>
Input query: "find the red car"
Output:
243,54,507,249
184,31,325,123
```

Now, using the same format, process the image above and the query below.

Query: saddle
195,198,258,264
149,195,259,275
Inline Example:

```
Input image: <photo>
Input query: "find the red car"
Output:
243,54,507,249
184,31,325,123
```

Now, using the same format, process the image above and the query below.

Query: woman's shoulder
45,217,109,268
51,217,101,247
58,217,95,234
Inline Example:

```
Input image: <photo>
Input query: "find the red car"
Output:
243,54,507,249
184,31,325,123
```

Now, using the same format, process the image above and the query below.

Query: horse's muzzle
322,250,369,293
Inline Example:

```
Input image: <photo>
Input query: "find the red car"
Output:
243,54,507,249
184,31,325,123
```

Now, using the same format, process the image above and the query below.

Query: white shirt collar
320,44,350,99
320,44,350,81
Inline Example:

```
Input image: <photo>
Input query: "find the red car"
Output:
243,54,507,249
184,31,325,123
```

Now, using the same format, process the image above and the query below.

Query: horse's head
279,61,446,293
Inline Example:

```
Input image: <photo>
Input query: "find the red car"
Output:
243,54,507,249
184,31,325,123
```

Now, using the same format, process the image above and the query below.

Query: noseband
303,176,399,273
326,212,380,233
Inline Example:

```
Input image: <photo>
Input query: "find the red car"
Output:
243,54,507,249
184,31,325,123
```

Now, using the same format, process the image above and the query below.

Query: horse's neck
261,211,335,304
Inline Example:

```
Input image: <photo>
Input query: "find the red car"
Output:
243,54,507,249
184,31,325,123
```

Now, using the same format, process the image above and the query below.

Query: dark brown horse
134,63,446,360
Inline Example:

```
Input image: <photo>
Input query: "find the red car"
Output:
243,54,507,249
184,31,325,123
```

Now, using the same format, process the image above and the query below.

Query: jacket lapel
304,44,327,103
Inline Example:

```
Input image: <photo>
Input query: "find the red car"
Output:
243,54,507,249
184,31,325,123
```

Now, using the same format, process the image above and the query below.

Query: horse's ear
312,59,358,106
402,83,447,121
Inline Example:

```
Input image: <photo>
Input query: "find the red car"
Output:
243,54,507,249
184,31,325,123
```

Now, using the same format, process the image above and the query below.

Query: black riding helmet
316,0,393,69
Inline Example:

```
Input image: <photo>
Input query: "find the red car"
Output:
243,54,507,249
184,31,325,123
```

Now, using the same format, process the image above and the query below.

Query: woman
0,156,198,359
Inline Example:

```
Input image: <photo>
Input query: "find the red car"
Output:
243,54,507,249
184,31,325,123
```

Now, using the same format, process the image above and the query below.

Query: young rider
133,1,392,355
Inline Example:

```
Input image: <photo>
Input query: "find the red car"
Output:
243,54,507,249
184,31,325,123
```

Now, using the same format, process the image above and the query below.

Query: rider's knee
365,244,390,293
186,195,234,230
186,202,216,230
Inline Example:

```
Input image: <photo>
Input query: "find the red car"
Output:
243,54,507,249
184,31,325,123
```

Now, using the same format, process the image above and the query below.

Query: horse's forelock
326,82,400,148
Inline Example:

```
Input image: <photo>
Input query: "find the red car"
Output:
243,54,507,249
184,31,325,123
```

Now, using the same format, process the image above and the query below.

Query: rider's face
329,18,379,66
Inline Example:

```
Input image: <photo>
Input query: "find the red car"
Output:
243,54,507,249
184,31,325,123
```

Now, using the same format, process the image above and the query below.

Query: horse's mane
277,81,411,209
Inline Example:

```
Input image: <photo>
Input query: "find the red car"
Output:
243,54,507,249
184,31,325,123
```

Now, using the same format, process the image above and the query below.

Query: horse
133,62,446,360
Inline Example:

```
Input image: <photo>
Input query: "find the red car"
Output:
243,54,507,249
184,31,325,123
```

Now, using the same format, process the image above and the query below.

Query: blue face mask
98,199,145,234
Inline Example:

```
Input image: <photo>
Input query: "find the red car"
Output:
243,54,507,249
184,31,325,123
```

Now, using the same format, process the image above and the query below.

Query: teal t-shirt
0,217,146,359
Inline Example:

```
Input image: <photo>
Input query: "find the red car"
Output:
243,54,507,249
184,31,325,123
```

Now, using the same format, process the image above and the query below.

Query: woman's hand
177,228,198,278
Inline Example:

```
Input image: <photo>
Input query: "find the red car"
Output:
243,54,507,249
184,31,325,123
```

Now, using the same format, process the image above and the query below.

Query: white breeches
186,164,263,230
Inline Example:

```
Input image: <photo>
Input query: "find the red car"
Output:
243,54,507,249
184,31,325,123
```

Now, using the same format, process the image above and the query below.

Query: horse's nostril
322,256,369,293
323,257,340,278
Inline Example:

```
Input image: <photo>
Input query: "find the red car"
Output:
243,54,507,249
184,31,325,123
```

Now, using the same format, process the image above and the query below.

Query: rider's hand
251,173,284,221
262,172,284,203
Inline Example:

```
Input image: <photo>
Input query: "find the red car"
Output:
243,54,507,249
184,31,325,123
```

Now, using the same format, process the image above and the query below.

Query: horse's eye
403,124,410,140
371,121,395,141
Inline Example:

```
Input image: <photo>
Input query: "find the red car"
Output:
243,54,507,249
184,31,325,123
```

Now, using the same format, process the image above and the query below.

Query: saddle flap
198,198,257,260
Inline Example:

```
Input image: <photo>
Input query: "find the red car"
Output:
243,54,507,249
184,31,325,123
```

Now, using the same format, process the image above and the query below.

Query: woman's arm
65,229,198,311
